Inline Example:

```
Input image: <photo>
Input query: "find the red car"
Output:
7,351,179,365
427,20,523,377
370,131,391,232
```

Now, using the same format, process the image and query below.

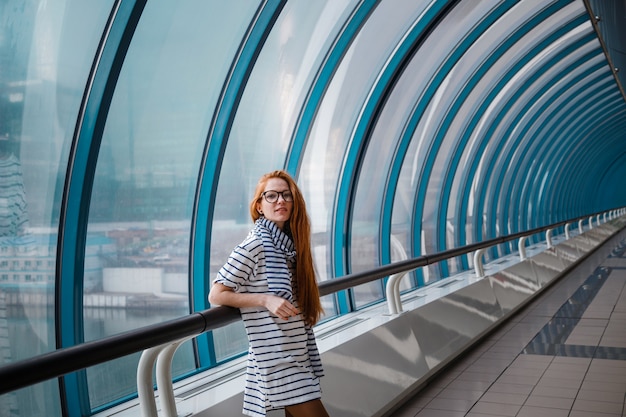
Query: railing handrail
0,210,617,395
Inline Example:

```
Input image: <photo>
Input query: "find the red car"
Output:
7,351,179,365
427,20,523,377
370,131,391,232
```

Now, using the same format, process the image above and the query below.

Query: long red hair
250,170,323,325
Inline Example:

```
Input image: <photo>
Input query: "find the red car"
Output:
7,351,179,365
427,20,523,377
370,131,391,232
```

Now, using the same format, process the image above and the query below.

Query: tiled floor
392,239,626,417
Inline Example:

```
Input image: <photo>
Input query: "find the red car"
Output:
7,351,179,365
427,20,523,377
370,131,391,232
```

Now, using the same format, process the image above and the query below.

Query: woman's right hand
264,294,300,320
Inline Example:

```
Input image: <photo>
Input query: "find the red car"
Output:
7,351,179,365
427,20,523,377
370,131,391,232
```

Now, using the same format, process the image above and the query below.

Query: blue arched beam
285,0,379,314
525,90,622,231
546,110,626,220
448,2,584,256
480,18,593,248
565,114,626,211
335,0,452,309
551,107,626,218
457,13,589,252
56,1,146,416
377,0,457,289
436,1,572,269
483,57,607,252
383,0,486,286
551,116,625,216
511,74,617,239
409,0,516,279
594,150,626,208
524,93,618,234
191,1,286,369
496,66,611,242
486,42,601,253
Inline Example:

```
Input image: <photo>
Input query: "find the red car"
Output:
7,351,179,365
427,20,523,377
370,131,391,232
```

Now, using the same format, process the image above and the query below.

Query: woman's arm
209,282,299,321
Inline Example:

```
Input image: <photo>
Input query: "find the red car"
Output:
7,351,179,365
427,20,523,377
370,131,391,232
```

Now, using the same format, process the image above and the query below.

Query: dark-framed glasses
262,190,293,203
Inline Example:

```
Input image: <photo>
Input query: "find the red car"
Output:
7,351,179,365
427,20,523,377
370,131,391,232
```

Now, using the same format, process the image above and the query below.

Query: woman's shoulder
237,231,264,255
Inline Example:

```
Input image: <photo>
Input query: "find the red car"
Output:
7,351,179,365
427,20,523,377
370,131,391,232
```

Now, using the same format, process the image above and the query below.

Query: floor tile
486,382,534,396
454,371,500,383
435,388,484,402
468,401,520,416
535,376,582,389
572,398,624,414
477,391,527,406
580,380,626,393
568,411,621,417
576,389,625,403
523,394,574,409
414,408,466,416
423,398,475,412
494,374,540,386
515,405,569,417
529,385,577,399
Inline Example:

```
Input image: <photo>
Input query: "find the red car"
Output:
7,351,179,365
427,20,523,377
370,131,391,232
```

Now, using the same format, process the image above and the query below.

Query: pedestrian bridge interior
0,1,626,416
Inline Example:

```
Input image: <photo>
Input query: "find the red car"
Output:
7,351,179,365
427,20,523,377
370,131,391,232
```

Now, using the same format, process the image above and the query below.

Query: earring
258,210,263,215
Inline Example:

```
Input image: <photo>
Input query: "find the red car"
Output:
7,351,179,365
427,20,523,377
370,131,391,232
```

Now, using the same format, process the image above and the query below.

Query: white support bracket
564,223,570,240
474,248,486,278
157,337,194,417
546,229,553,249
578,219,584,234
385,235,409,314
589,216,594,229
138,339,194,417
518,236,528,261
386,270,409,314
138,344,168,417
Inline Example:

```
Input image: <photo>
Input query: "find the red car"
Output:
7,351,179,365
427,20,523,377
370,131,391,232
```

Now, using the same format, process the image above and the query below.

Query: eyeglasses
262,190,293,203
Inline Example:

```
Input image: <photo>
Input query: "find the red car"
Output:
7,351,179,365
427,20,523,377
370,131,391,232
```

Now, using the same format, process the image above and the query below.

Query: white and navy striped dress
214,218,324,417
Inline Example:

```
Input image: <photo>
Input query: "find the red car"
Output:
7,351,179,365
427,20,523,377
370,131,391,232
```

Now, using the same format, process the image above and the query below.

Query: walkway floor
393,238,626,417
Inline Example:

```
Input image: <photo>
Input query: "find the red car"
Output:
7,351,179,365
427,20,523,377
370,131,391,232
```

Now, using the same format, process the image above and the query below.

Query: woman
209,170,330,417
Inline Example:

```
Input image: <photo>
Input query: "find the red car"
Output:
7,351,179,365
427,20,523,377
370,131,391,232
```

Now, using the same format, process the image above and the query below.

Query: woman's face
257,177,293,229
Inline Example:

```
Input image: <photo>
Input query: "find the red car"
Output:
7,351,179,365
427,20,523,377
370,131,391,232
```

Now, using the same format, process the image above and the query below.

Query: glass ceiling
0,0,624,415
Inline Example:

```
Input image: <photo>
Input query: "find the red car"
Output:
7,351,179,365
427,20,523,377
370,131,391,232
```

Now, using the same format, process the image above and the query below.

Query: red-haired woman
209,170,329,417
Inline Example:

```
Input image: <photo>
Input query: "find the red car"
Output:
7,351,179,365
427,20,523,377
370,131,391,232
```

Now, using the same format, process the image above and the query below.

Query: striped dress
214,218,324,417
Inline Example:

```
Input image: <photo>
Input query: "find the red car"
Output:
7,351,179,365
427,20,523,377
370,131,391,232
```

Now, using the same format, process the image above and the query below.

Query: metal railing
0,209,623,416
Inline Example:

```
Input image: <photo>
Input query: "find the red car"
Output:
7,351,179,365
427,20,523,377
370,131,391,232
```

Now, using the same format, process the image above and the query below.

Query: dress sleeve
214,243,257,292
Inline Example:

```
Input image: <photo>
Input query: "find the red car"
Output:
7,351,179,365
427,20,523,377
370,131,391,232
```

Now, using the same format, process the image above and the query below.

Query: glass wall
0,1,114,415
85,0,260,408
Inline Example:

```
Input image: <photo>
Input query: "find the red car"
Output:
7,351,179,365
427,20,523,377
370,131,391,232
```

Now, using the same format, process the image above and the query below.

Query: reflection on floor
393,239,626,417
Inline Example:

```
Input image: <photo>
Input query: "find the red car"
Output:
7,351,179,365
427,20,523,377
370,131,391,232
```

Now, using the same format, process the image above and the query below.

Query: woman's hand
263,294,300,320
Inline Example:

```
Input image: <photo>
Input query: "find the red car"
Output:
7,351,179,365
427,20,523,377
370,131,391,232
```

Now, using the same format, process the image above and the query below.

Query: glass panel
432,1,543,270
468,2,588,243
0,1,114,416
211,0,354,352
85,0,256,408
349,0,435,308
405,1,504,280
476,36,589,243
392,2,493,284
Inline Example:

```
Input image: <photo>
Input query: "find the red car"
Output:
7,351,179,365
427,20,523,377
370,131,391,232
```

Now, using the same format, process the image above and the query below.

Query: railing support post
564,223,570,239
519,237,527,261
386,271,408,314
578,219,584,234
589,216,594,229
546,229,553,249
138,344,168,417
474,249,486,278
157,337,194,417
385,236,409,314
